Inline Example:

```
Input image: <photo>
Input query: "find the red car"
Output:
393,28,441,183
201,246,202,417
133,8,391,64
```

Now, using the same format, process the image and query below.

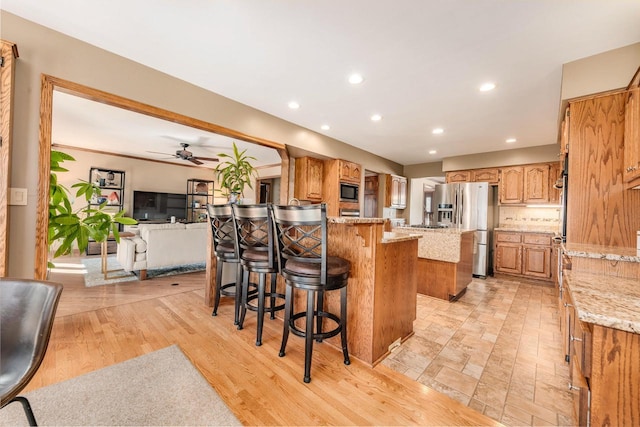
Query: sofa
116,222,209,280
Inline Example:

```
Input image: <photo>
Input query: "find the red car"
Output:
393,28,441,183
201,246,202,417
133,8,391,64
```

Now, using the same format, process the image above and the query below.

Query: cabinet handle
570,334,583,342
564,302,573,308
568,382,581,391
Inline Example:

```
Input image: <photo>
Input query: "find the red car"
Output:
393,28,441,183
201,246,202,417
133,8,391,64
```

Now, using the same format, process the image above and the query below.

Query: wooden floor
30,259,501,426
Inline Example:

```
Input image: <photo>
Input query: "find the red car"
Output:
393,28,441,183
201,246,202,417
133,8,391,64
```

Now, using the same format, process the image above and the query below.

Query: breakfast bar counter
323,217,422,366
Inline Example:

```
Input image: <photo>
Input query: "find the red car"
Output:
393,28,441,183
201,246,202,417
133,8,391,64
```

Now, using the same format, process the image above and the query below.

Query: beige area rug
0,345,241,426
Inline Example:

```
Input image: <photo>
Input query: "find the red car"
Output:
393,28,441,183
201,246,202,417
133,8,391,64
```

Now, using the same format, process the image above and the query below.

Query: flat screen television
133,191,187,222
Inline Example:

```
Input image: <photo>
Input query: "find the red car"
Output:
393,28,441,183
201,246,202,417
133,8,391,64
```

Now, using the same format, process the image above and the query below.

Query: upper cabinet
445,170,471,183
445,168,498,184
499,166,524,204
560,107,570,157
499,163,556,205
623,87,640,184
339,160,362,184
294,156,324,201
523,164,550,203
385,174,407,209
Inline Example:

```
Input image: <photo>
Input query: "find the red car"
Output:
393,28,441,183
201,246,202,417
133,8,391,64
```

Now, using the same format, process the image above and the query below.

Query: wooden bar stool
271,203,350,383
206,203,247,325
232,203,285,346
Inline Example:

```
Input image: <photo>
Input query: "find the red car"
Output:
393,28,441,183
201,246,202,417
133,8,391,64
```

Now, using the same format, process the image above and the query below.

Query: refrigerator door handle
459,188,464,225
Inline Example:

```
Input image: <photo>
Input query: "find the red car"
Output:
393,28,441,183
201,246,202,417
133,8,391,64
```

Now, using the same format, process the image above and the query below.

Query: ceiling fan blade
193,156,219,162
188,158,204,165
147,150,176,156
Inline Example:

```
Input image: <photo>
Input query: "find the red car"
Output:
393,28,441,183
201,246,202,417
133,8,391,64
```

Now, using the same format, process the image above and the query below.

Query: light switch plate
9,187,27,205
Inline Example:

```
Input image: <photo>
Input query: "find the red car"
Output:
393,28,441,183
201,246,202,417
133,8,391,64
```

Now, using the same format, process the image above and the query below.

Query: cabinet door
522,245,551,278
623,88,640,183
398,177,407,208
560,107,570,156
499,167,524,204
549,161,562,204
471,168,499,184
495,243,522,274
339,160,361,183
294,157,323,201
523,164,550,203
349,162,362,182
446,171,471,183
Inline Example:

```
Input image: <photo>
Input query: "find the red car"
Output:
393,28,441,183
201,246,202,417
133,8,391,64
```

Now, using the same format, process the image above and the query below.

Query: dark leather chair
207,203,245,324
271,203,350,383
232,203,285,346
0,278,63,426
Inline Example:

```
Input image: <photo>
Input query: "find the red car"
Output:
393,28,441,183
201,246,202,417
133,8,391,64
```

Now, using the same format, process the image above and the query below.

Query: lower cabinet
561,276,640,426
494,231,552,281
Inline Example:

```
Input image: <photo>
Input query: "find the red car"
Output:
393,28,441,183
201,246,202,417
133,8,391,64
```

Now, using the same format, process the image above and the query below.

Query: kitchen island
395,226,474,301
321,217,422,366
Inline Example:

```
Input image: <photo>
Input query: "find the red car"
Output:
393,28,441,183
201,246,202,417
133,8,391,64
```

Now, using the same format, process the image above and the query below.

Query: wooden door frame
35,75,289,306
0,40,19,277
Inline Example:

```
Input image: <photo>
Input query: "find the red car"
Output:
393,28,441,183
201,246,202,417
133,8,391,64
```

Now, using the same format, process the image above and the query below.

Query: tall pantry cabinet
566,90,640,248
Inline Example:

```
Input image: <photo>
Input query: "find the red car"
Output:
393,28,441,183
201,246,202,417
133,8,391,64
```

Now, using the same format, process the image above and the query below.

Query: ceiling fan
147,143,219,165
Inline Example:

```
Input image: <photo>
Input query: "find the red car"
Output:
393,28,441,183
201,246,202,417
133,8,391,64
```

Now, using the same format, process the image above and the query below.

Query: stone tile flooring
382,276,574,426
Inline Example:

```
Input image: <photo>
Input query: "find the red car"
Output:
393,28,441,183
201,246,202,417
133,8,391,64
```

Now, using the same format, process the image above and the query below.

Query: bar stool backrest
271,203,328,284
231,204,276,267
206,204,238,259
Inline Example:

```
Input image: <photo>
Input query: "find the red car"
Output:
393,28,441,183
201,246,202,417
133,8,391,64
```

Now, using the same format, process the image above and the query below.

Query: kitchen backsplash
499,206,560,230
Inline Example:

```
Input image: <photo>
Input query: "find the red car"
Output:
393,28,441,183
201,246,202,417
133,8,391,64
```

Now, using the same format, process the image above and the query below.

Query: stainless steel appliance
339,208,360,217
339,182,359,202
434,182,494,277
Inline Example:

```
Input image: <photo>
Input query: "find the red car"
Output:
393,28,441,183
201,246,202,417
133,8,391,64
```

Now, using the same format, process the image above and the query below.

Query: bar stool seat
271,203,350,383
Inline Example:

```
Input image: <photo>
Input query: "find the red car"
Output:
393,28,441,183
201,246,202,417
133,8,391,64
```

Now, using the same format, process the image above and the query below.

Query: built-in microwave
339,182,359,202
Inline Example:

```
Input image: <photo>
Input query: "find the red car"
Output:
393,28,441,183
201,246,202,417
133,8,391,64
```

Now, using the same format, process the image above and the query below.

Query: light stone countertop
381,232,423,244
393,226,474,263
563,242,640,263
564,271,640,334
327,217,386,224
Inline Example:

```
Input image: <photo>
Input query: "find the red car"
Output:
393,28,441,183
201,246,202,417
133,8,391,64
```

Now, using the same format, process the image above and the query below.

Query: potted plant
214,141,258,203
48,150,137,267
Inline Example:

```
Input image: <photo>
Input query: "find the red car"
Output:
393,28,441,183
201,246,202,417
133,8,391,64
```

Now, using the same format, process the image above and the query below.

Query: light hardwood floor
29,257,500,426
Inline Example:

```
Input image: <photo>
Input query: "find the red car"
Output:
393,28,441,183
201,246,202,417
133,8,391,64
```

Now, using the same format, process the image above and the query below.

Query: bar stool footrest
289,311,342,341
245,292,286,314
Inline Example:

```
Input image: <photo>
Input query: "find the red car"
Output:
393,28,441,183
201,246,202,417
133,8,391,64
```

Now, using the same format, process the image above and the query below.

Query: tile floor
382,276,574,426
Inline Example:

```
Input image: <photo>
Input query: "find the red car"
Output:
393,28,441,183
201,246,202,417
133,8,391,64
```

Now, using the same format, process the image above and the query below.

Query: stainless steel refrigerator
434,182,494,277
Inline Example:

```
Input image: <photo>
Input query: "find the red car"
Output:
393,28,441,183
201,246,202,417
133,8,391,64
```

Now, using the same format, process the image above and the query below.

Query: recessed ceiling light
321,124,330,130
506,138,517,143
371,114,382,122
348,73,364,85
288,101,300,109
479,82,496,92
429,150,437,155
432,128,444,135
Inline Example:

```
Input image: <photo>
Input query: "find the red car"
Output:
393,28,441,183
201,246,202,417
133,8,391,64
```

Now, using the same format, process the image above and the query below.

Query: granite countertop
393,227,472,262
327,217,386,224
563,242,640,263
396,226,475,234
564,271,640,334
381,232,423,244
494,227,559,234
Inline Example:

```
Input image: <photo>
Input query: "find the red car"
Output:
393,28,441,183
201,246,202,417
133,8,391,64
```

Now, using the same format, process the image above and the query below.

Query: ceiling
4,1,640,166
52,91,283,168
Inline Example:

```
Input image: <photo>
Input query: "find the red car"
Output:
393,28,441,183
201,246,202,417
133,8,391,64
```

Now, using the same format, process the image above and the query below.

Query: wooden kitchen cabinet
471,168,499,184
495,231,553,281
445,170,471,183
339,160,362,184
560,107,570,156
445,168,499,184
549,161,562,204
499,167,524,204
623,87,640,184
523,163,550,203
385,174,407,209
294,156,324,201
